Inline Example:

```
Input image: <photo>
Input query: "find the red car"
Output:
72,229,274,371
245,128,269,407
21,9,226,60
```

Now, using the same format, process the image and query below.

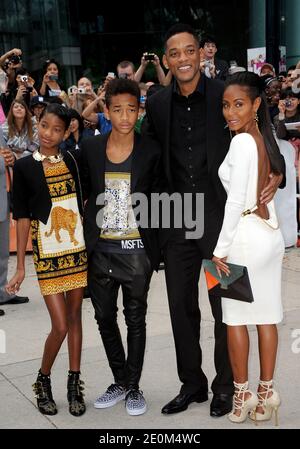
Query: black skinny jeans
88,250,153,390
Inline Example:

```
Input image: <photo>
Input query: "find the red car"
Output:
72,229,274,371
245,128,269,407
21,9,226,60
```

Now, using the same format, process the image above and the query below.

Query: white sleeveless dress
213,133,284,325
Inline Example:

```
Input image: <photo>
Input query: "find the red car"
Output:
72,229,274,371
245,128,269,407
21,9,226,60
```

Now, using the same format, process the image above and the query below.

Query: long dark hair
224,71,282,175
7,99,34,140
67,108,84,134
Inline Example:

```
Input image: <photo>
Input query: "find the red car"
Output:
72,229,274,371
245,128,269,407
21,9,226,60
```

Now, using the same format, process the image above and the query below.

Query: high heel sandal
228,381,258,423
249,380,281,426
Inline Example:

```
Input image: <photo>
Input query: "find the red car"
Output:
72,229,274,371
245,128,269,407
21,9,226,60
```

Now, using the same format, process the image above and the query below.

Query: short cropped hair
199,35,218,48
164,23,200,51
105,78,140,108
117,61,135,72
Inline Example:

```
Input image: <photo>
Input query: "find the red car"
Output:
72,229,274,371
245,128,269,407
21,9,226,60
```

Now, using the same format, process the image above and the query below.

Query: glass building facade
0,0,299,87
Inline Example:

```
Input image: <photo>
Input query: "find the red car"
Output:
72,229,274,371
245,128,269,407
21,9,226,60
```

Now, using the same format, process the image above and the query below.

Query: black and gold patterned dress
31,161,87,295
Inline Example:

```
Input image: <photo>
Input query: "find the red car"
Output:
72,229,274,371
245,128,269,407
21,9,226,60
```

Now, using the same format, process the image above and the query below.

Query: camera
68,86,77,95
285,99,292,108
20,75,28,83
144,53,155,61
107,72,115,78
49,74,58,81
9,54,21,65
77,87,86,94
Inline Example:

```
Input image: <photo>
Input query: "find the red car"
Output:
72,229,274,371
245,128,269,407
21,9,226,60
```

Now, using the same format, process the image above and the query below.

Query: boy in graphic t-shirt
80,78,161,416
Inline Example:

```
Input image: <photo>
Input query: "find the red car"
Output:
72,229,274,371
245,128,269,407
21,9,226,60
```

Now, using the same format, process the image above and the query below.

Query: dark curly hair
105,78,140,108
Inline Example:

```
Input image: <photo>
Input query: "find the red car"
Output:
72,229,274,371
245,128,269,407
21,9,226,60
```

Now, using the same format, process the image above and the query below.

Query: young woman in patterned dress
7,104,87,417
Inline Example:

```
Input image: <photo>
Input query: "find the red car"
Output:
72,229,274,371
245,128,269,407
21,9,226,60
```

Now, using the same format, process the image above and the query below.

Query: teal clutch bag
202,259,254,303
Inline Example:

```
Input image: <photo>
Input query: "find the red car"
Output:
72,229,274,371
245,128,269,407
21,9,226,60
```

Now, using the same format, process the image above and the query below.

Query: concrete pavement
0,248,299,429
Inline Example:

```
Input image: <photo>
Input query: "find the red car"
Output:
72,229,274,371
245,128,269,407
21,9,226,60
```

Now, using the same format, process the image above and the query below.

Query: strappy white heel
249,380,281,426
228,381,258,423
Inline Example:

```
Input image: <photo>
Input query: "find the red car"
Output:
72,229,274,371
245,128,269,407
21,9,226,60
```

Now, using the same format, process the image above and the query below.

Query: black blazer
145,76,231,209
12,150,84,223
215,58,229,81
79,132,161,270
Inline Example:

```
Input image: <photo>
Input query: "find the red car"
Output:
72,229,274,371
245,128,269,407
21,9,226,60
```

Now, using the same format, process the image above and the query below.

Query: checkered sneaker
94,383,126,409
125,389,147,416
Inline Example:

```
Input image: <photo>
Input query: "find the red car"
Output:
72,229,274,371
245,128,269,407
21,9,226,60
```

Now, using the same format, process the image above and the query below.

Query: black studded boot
32,369,57,415
67,370,86,416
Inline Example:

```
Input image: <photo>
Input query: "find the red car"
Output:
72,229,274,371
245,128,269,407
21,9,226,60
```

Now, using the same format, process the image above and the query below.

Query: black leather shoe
210,393,233,417
1,296,29,305
0,309,4,316
162,391,208,414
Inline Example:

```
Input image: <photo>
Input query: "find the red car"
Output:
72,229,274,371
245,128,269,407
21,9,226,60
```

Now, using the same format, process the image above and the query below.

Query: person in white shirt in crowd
274,136,298,248
1,98,39,158
199,35,229,80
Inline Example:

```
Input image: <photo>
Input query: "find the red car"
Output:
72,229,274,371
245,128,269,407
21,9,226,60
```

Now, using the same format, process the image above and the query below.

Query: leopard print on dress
45,206,78,246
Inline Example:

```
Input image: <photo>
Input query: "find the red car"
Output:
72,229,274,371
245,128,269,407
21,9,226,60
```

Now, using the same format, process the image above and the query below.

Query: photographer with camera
68,77,97,115
274,89,300,140
39,58,66,100
199,36,228,80
116,61,136,81
134,53,168,85
15,68,38,108
0,49,23,116
0,48,23,86
77,77,97,97
0,48,22,69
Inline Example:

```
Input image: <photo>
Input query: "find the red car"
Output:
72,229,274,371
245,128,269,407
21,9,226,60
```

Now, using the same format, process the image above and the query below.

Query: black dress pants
163,236,234,395
88,250,153,390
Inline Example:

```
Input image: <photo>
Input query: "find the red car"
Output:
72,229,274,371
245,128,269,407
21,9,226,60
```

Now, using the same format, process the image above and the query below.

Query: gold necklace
33,150,64,164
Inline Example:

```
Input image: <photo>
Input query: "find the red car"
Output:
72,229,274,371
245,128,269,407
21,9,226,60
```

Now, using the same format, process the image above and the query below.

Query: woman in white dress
212,72,285,424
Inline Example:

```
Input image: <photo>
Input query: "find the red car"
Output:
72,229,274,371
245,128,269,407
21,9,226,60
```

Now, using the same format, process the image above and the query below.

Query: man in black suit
80,78,161,416
144,23,233,418
144,23,284,417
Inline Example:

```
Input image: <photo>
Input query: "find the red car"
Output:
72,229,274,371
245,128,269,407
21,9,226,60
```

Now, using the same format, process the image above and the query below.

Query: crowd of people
0,23,300,424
